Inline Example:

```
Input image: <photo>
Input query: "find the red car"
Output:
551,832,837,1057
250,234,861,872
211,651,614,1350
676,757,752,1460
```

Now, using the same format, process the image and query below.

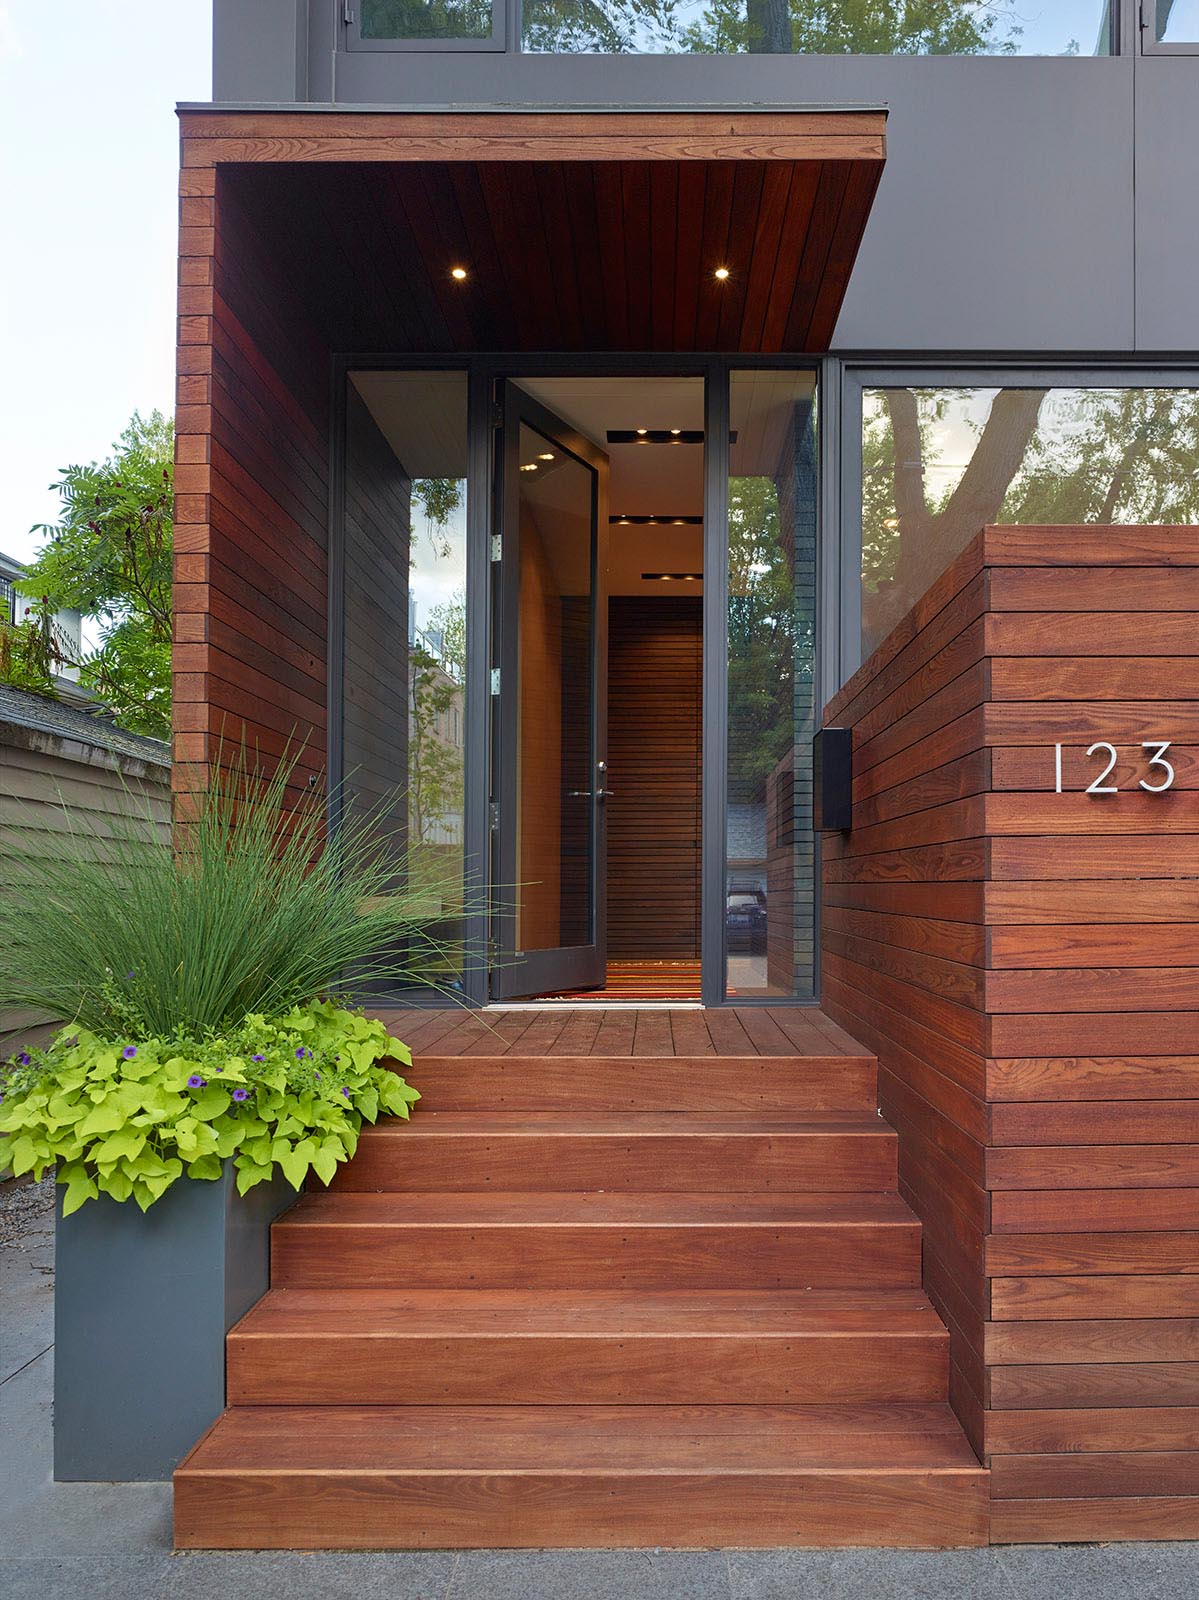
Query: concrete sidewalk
2,1176,1197,1600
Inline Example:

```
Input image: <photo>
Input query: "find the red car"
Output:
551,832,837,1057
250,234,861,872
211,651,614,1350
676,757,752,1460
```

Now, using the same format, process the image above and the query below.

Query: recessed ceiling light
670,429,681,435
450,266,468,281
538,452,555,461
520,463,538,472
636,428,648,435
714,266,730,281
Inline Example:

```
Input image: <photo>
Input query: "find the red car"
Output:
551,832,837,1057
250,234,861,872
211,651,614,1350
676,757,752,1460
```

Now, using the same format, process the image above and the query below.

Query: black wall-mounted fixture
813,728,853,832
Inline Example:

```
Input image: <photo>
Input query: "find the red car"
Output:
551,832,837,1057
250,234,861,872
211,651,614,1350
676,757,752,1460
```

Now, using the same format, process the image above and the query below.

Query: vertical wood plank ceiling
184,111,885,354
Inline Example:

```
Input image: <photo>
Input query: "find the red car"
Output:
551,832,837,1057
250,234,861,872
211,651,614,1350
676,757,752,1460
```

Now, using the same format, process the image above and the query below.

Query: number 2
1084,742,1119,795
1140,740,1175,793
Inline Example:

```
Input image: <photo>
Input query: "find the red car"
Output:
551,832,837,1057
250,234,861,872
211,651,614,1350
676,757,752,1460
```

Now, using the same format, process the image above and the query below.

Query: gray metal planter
54,1162,293,1481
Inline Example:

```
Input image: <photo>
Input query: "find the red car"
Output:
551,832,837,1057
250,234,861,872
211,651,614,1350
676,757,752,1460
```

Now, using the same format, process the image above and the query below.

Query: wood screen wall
822,525,1199,1544
173,164,331,800
608,597,702,960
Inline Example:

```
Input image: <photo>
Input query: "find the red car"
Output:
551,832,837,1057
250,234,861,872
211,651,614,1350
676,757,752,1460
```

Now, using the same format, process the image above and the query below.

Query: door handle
568,788,615,799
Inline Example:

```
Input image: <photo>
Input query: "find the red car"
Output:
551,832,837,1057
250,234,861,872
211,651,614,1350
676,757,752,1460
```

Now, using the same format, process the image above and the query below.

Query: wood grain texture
172,165,330,797
176,110,883,354
173,1005,988,1550
608,598,701,959
821,524,1199,1543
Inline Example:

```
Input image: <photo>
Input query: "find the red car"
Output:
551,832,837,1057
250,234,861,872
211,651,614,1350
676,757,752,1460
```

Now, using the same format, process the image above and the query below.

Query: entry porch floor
381,1005,862,1059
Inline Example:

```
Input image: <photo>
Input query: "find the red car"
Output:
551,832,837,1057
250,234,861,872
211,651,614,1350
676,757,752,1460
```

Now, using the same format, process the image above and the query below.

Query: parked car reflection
726,889,766,954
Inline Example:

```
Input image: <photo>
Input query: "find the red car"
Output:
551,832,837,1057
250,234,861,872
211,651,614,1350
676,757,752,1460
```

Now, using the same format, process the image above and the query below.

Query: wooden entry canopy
177,110,885,353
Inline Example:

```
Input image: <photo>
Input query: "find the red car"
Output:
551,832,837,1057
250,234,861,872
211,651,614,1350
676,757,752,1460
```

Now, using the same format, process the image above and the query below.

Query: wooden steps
334,1111,898,1191
270,1189,922,1289
175,1402,986,1549
228,1286,950,1405
408,1053,877,1112
174,1022,988,1548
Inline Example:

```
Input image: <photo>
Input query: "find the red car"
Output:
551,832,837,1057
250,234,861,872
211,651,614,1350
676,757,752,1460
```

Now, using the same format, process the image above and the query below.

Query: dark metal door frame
330,352,824,1009
490,380,611,999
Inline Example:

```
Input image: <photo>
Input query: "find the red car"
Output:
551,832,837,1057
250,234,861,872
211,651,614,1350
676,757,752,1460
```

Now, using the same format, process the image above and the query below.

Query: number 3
1140,740,1175,793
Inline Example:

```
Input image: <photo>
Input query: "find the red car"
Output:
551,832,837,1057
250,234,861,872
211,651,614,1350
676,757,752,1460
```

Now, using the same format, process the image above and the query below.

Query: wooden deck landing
377,1006,865,1059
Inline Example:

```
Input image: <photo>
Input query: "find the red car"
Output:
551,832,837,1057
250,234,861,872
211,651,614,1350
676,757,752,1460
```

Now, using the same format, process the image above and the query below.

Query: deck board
375,1007,868,1060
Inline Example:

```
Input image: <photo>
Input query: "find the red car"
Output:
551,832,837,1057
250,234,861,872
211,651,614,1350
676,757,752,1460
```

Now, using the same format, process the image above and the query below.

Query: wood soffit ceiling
182,110,886,354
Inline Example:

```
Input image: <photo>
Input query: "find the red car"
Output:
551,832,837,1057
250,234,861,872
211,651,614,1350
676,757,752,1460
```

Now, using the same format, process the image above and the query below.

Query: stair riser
409,1058,878,1114
270,1223,922,1289
228,1333,949,1405
334,1132,898,1192
174,1469,988,1549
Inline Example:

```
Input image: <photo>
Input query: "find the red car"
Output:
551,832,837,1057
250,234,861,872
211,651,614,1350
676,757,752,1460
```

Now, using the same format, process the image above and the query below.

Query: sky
0,1,211,565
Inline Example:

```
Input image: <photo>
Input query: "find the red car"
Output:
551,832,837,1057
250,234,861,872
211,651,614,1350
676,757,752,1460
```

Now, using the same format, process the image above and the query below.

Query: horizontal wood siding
0,733,169,1047
173,160,331,801
822,524,1199,1544
608,598,702,959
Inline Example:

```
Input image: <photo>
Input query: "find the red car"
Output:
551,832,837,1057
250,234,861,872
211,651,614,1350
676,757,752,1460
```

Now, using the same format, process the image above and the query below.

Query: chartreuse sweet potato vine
0,1000,417,1214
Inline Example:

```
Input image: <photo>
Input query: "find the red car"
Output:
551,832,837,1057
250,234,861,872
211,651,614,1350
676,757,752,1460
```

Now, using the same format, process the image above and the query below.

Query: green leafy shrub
0,1000,418,1214
0,746,468,1210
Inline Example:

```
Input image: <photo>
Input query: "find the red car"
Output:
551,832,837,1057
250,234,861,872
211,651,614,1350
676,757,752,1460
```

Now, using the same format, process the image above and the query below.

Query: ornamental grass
0,748,463,1038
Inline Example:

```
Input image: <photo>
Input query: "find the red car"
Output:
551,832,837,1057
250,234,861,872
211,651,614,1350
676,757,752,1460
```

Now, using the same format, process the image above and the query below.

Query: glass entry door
491,383,610,998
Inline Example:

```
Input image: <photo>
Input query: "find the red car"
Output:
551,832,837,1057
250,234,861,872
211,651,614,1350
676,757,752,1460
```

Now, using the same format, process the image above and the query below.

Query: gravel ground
0,1172,56,1250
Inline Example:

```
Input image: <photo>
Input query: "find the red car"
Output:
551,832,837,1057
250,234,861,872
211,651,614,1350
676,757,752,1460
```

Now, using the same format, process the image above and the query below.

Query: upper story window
351,0,1115,54
1147,0,1199,48
523,1,1112,55
358,0,504,47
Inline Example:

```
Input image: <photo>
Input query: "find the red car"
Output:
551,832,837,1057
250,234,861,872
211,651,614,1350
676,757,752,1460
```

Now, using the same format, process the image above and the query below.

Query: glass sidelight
338,369,470,995
723,370,819,1002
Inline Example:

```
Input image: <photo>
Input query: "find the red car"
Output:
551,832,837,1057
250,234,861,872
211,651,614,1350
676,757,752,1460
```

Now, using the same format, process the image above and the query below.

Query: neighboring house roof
0,683,169,771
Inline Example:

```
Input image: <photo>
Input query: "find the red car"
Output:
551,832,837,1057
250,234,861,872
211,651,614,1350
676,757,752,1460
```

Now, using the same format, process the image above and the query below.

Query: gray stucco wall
208,6,1197,357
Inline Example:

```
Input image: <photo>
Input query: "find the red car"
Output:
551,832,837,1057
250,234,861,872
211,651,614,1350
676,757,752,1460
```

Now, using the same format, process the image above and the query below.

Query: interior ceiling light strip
606,430,738,445
610,514,703,526
642,572,703,582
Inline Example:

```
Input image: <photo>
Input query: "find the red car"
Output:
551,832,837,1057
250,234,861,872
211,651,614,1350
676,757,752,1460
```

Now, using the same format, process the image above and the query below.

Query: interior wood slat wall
173,163,331,799
821,524,1199,1545
608,598,702,960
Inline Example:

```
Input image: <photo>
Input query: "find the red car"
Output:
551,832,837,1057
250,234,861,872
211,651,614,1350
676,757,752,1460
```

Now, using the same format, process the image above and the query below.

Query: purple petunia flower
187,1074,206,1088
314,1072,321,1081
232,1087,249,1102
295,1048,308,1059
122,1046,137,1060
215,1065,224,1072
251,1054,264,1062
15,1051,30,1066
340,1087,350,1098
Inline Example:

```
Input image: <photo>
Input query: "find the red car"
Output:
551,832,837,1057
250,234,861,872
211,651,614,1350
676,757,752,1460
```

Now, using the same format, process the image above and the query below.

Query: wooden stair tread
358,1111,890,1135
281,1190,917,1226
180,1402,983,1474
233,1285,947,1338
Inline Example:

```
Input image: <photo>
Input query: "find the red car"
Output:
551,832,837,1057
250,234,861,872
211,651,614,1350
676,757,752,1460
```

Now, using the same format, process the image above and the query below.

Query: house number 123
1054,740,1175,795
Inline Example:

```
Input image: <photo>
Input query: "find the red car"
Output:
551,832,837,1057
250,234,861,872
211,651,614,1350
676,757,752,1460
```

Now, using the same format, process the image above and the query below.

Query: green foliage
0,596,59,695
15,411,173,738
0,1001,418,1214
518,0,1032,54
0,747,463,1039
